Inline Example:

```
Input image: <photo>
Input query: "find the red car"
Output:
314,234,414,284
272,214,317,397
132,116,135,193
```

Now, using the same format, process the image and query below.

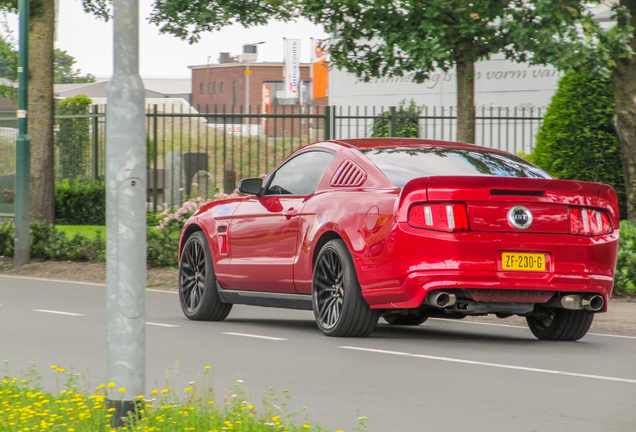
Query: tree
0,1,102,224
146,0,629,145
371,99,423,138
54,49,96,84
532,69,626,219
612,0,636,224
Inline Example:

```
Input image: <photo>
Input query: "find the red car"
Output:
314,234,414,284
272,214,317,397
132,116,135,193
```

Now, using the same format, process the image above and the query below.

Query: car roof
329,138,511,154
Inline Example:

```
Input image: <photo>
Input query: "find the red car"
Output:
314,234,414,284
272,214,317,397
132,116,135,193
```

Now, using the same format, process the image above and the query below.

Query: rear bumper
362,270,614,311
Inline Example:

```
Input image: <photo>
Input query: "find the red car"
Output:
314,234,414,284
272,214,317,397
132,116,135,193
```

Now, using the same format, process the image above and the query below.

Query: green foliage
0,221,13,256
532,69,626,218
615,221,636,295
0,221,105,261
54,49,96,84
148,1,632,80
57,95,93,180
55,177,105,225
147,224,180,268
1,367,333,432
30,222,106,261
371,99,423,138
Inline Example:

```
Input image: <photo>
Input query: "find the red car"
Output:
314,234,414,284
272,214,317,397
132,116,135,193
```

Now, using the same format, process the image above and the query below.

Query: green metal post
389,106,397,137
92,105,99,180
153,104,158,212
14,0,30,267
323,106,331,141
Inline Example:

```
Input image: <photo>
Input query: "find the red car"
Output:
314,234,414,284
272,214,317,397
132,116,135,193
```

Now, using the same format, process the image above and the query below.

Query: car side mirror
238,178,263,195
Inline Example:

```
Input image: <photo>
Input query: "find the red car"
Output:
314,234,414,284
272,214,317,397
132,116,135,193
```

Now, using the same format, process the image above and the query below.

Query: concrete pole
14,0,30,267
105,0,146,427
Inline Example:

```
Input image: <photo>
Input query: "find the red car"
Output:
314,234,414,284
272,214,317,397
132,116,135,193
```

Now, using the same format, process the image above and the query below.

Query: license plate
501,252,546,271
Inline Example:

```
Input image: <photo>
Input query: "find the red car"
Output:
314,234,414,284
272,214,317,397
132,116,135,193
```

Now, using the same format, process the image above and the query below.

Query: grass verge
56,225,105,240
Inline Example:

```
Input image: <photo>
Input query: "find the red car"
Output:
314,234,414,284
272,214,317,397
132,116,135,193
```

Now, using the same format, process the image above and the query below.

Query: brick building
190,62,322,113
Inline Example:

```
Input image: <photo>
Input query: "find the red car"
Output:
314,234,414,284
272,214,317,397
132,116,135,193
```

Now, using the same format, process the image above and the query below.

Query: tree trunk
456,58,475,144
28,0,55,223
612,0,636,224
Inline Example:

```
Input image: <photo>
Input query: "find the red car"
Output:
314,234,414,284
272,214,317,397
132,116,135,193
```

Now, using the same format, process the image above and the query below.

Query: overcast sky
9,0,329,78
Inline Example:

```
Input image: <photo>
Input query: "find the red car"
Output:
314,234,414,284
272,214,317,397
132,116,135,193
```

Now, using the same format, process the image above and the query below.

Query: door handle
283,208,298,219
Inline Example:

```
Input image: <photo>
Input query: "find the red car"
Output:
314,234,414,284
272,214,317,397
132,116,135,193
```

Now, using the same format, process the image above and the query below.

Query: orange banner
312,45,328,99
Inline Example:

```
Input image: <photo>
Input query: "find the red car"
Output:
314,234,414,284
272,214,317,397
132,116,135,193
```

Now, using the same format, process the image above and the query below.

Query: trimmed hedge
55,178,105,225
0,222,180,268
532,69,627,219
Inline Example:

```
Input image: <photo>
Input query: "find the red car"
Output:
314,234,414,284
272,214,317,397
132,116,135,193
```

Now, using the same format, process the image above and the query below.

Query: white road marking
339,346,636,385
33,309,85,316
429,318,636,340
147,288,177,294
222,332,288,341
146,322,179,328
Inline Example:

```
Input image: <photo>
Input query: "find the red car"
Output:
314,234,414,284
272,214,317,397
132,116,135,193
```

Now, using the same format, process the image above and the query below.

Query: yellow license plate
501,252,546,271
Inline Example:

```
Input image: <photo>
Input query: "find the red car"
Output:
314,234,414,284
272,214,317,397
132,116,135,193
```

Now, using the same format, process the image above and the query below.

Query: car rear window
361,146,551,187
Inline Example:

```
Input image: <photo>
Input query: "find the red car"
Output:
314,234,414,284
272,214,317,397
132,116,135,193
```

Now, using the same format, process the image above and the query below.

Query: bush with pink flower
155,190,241,230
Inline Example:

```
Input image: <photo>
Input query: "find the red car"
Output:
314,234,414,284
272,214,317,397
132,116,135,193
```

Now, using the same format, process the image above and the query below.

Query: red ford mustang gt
177,138,620,341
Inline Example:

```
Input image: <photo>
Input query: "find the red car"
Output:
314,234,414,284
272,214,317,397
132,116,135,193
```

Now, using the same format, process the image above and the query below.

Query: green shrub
55,177,105,225
0,221,14,256
532,69,627,219
57,95,92,179
371,99,423,138
614,220,636,295
147,224,180,268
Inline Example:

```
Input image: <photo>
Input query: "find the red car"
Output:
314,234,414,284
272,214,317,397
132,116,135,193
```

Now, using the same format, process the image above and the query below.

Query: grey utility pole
105,0,147,427
14,0,30,267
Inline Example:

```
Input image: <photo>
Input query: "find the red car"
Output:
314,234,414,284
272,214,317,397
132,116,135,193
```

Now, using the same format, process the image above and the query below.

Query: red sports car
177,138,620,341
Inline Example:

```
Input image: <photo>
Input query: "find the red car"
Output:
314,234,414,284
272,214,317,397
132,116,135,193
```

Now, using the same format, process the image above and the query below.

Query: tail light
569,207,611,235
409,203,470,232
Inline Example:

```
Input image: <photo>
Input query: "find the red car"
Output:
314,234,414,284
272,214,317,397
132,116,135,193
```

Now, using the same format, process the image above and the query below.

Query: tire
383,312,428,326
312,239,380,337
526,308,594,341
178,231,232,321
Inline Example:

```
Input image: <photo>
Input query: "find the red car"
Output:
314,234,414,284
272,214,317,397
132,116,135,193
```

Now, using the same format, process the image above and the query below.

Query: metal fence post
92,105,99,180
14,0,30,267
389,106,397,137
323,105,331,140
106,0,146,427
153,104,158,212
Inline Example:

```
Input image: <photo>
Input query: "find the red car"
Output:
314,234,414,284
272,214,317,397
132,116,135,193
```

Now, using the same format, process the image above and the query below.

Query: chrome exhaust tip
582,295,604,312
425,291,457,308
560,295,604,311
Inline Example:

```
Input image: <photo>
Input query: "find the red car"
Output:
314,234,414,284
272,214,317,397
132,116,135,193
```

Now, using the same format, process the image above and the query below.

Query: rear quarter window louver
330,160,367,187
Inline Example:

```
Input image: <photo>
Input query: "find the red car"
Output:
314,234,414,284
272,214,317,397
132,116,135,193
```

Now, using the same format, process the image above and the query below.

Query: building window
220,82,224,93
233,81,237,106
213,82,216,93
199,83,203,94
207,82,210,93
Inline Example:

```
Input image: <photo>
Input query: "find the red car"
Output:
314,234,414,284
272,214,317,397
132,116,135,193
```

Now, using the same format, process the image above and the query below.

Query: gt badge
508,206,533,229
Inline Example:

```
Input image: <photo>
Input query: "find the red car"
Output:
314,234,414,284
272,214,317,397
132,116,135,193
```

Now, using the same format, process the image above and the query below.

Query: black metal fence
0,104,544,218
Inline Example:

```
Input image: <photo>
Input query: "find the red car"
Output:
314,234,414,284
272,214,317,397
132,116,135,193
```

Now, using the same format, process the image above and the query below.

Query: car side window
265,151,335,196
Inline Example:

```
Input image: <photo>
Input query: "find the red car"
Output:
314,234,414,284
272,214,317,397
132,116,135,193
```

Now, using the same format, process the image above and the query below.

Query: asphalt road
1,274,636,432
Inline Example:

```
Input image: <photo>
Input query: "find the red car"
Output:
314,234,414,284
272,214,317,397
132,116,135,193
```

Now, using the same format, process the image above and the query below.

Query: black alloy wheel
178,231,232,321
526,307,594,341
312,239,379,337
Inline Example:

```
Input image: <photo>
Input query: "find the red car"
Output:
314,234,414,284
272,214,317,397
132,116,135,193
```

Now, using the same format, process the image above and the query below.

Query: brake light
569,207,611,235
409,203,470,232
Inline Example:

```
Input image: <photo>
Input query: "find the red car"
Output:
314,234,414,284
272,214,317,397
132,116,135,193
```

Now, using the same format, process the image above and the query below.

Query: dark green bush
371,99,423,138
0,221,178,267
55,178,105,225
0,222,14,257
147,225,180,268
532,69,627,219
615,221,636,295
